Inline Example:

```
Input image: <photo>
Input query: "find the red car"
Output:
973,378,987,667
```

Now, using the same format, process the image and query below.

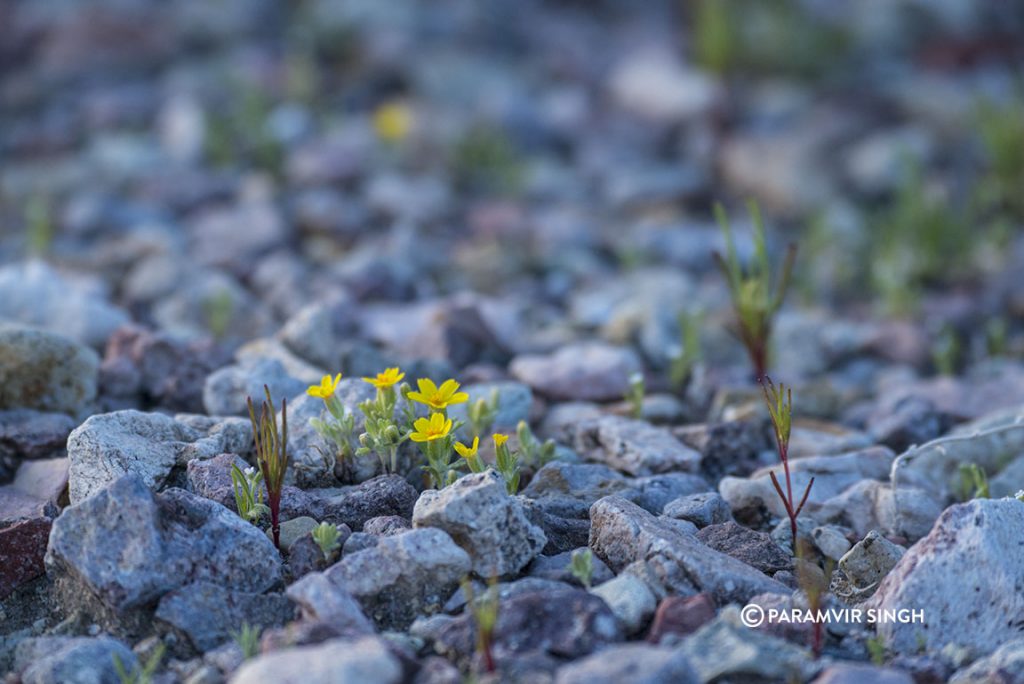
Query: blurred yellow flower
493,433,509,447
454,436,480,459
373,102,412,143
307,373,342,399
410,413,453,443
407,378,469,410
362,367,405,389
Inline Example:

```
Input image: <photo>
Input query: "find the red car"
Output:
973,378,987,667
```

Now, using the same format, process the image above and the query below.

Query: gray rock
718,446,895,526
675,418,773,481
521,461,633,518
518,498,592,554
0,326,99,415
362,516,410,536
813,663,915,684
607,48,719,124
526,549,614,588
230,636,403,684
99,325,220,413
187,454,417,531
46,476,281,613
202,357,309,416
554,642,699,684
413,470,546,576
67,410,247,504
0,410,76,461
589,496,789,604
294,528,470,630
0,261,129,348
838,530,905,592
677,608,818,682
14,636,136,684
431,584,623,666
189,200,288,273
342,532,379,555
816,480,944,543
949,637,1024,684
573,415,701,476
625,473,712,513
812,526,852,561
284,572,375,634
273,517,320,552
156,581,294,652
663,492,733,528
695,521,793,575
891,421,1024,506
510,342,642,402
867,498,1024,656
278,297,358,371
590,573,656,635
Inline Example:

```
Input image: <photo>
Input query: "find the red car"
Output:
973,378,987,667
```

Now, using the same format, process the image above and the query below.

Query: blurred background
1,0,1023,386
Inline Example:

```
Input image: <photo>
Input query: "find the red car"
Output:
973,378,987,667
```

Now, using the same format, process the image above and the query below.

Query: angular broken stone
867,498,1024,657
46,475,281,613
67,410,250,504
589,496,788,604
290,528,470,630
155,581,294,652
573,415,702,476
837,530,905,592
413,469,546,576
554,642,699,684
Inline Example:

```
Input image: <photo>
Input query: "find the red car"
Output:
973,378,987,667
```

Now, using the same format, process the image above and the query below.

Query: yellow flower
373,102,412,142
454,436,479,459
407,378,469,410
493,433,509,447
362,367,405,389
307,373,342,399
410,413,453,443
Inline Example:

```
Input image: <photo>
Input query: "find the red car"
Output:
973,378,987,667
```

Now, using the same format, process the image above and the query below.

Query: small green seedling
247,386,289,550
762,377,813,555
866,634,887,666
312,521,342,561
713,201,796,381
466,389,500,440
461,577,499,674
230,463,269,524
515,420,556,469
958,463,990,501
931,326,961,376
669,310,703,390
232,623,261,660
569,548,594,589
114,644,164,684
625,372,645,419
985,317,1008,357
203,288,234,341
493,434,520,495
25,194,53,258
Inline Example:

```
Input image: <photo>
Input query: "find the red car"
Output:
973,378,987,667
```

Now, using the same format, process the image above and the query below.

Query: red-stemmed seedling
761,376,813,555
713,201,796,382
247,385,289,550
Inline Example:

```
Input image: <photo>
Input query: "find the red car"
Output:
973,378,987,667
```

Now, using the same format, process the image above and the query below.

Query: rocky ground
3,1,1024,682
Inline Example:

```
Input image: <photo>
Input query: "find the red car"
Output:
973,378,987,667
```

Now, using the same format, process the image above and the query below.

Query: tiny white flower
629,372,644,385
245,466,256,476
1015,489,1024,501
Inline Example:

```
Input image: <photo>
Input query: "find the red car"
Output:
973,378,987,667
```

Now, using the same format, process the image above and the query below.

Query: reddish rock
0,517,51,598
646,593,716,643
